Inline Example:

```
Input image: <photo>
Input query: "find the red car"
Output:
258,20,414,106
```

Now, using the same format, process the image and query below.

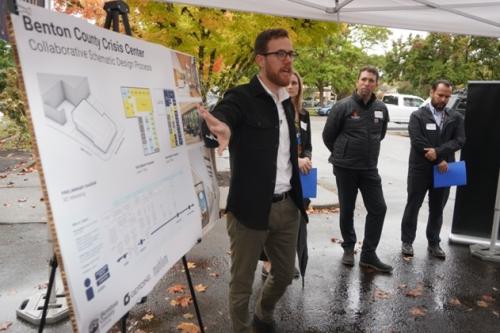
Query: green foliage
295,25,389,104
0,40,31,149
384,33,500,96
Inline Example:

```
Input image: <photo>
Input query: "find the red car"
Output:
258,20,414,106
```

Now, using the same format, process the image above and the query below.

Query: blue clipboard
433,161,467,188
300,168,317,198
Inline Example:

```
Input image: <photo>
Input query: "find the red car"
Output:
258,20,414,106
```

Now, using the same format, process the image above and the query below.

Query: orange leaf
187,262,196,269
141,312,154,322
409,306,427,317
168,284,187,294
330,237,342,244
481,294,495,303
405,284,424,298
194,284,207,293
176,322,200,333
477,300,489,308
373,288,391,300
171,295,193,308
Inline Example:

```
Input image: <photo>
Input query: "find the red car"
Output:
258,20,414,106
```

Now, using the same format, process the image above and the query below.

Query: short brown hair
254,29,289,56
358,65,379,82
431,79,452,91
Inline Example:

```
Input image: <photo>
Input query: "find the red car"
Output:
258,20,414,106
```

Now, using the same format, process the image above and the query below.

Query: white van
381,93,425,123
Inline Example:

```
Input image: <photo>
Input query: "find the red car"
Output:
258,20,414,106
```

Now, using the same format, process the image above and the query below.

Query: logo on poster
88,318,99,333
123,274,151,306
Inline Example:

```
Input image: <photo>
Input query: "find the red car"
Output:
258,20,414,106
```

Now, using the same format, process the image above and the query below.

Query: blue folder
300,168,317,198
433,161,467,188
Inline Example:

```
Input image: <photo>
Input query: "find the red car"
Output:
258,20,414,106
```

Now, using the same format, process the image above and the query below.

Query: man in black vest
401,79,465,259
199,29,304,333
323,66,392,273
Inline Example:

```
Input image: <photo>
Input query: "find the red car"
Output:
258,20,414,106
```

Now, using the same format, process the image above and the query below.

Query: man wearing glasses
200,29,304,333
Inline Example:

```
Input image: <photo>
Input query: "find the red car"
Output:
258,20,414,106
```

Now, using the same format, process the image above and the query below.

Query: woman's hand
298,157,312,174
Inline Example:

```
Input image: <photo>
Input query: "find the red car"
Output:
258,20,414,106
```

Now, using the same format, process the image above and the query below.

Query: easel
103,2,205,333
10,0,205,332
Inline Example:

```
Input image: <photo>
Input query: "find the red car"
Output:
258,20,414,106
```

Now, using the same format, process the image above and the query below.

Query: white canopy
164,0,500,38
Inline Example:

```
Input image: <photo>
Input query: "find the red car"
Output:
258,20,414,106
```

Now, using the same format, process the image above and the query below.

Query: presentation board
9,3,219,332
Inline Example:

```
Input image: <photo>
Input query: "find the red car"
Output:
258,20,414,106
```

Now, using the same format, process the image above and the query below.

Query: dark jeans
334,166,387,253
401,172,450,245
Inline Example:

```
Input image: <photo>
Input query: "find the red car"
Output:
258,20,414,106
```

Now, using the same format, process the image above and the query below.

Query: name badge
374,111,384,119
300,121,308,131
426,123,437,130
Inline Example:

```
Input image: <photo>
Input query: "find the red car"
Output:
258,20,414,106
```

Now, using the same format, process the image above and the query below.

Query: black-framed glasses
261,50,298,60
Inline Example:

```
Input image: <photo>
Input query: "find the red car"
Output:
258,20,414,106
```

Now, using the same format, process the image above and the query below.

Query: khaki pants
226,197,300,333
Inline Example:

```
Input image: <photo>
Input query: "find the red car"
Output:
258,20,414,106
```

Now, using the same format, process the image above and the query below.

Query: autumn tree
294,25,389,104
384,33,500,96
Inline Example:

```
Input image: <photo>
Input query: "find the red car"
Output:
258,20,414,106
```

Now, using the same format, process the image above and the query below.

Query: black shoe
402,242,414,256
252,314,276,333
360,253,393,273
342,249,355,266
428,245,446,259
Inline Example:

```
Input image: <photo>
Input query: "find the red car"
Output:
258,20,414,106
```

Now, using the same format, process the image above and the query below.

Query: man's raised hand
198,105,231,155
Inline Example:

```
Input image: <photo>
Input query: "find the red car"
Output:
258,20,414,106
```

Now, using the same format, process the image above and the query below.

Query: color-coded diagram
121,87,160,156
164,89,183,148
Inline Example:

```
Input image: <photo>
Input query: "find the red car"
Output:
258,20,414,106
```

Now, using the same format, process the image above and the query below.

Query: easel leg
38,254,57,333
120,312,129,333
182,256,205,333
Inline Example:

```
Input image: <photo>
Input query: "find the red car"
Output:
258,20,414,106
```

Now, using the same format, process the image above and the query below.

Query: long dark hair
290,71,303,117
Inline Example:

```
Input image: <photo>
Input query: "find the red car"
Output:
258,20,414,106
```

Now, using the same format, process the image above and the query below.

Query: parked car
381,93,425,123
317,102,335,116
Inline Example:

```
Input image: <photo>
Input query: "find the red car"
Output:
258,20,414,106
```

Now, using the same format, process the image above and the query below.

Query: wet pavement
1,119,500,332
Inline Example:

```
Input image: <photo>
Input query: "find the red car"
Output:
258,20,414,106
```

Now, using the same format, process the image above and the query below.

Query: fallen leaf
492,287,498,292
449,297,462,306
492,311,499,317
405,284,424,298
402,256,412,262
398,284,407,289
3,203,11,207
0,321,12,331
194,284,207,293
168,284,187,294
31,205,36,208
187,262,196,269
6,181,14,187
373,288,391,300
409,306,427,317
171,295,192,308
40,197,44,201
0,175,7,179
17,198,27,203
209,272,219,278
183,313,194,319
141,311,154,322
482,294,495,303
330,237,342,244
477,300,489,308
37,283,48,290
176,322,200,333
